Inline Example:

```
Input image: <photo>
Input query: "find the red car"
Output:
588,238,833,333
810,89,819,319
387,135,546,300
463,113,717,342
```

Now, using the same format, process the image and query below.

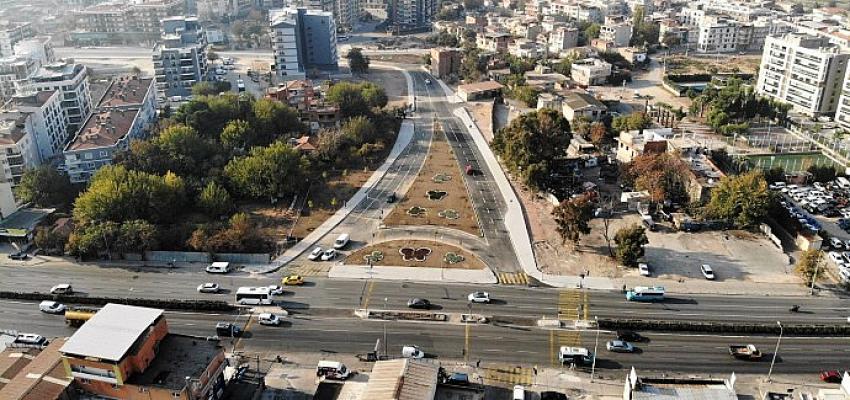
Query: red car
820,370,842,383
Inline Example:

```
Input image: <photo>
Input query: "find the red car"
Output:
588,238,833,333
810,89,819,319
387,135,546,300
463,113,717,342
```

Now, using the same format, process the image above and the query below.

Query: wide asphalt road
2,263,850,325
2,299,845,376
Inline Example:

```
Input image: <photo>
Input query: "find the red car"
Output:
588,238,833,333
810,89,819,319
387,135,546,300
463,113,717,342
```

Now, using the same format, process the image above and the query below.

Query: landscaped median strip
536,316,850,336
354,308,488,324
0,291,235,311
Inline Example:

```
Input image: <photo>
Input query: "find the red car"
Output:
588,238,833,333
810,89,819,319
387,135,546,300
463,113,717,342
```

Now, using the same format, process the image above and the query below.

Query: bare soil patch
346,239,485,269
384,130,480,235
356,67,409,109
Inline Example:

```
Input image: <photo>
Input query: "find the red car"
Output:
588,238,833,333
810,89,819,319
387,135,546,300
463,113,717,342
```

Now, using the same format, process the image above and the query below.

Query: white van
402,345,425,359
559,346,592,365
317,361,351,380
513,385,525,400
14,333,48,347
333,233,350,249
206,262,231,274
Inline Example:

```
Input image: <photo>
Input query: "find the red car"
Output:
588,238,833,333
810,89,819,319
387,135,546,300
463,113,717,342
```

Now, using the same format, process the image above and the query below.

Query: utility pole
383,297,388,358
767,321,783,382
590,316,599,382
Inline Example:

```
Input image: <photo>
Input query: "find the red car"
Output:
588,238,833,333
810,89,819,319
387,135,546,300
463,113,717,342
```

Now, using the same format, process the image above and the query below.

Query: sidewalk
328,264,497,283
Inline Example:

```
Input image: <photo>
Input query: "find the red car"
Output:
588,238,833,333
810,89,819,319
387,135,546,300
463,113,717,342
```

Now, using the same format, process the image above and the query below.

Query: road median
598,318,850,336
0,291,234,312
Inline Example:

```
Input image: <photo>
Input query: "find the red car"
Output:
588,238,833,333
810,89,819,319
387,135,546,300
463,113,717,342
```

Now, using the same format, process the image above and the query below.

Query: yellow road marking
363,280,375,309
549,329,555,367
234,314,253,350
464,324,470,362
583,291,590,320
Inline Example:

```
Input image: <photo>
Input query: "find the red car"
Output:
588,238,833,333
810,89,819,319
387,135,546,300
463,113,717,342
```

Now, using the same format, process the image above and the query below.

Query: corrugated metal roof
361,359,438,400
60,303,163,361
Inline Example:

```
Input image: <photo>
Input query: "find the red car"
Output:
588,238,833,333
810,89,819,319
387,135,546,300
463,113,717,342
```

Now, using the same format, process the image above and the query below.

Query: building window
172,392,182,398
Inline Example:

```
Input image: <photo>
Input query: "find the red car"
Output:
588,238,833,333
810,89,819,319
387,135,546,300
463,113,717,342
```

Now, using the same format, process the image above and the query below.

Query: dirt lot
346,239,485,269
666,55,761,75
370,54,425,65
356,67,409,109
384,130,480,236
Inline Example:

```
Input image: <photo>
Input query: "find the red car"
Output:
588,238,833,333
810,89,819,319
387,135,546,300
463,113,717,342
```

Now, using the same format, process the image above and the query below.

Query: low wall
0,291,234,311
145,251,211,263
599,318,850,336
215,253,271,263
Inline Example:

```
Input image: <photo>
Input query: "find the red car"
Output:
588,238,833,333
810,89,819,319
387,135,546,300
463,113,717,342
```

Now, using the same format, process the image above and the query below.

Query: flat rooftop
60,303,163,361
125,334,221,391
0,338,71,400
6,91,56,109
31,63,83,81
98,76,152,107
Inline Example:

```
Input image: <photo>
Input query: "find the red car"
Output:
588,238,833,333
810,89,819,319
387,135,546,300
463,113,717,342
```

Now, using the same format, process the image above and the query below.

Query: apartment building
72,0,185,45
756,33,849,118
600,16,632,47
571,58,612,86
430,47,461,80
477,31,511,52
270,8,338,81
197,0,251,21
63,76,156,183
0,36,55,103
60,304,227,400
153,16,208,97
0,112,41,217
25,62,92,136
549,26,579,54
0,22,33,58
695,16,739,53
836,68,850,131
390,0,438,32
4,90,68,162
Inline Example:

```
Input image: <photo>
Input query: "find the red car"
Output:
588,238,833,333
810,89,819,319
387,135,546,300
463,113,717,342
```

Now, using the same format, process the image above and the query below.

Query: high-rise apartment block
71,0,185,45
756,33,849,118
25,62,93,135
153,16,209,98
0,22,33,59
270,8,338,81
836,68,850,131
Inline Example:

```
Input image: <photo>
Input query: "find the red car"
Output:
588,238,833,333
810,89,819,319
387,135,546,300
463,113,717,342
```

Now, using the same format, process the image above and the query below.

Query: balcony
71,370,118,385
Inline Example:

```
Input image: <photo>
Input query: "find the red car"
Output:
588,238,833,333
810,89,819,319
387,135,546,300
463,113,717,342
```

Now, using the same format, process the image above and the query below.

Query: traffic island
599,318,850,336
346,239,485,270
354,308,488,325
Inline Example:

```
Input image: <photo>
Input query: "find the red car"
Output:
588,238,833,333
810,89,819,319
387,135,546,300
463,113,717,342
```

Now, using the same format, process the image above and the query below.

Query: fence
145,251,211,263
215,253,271,264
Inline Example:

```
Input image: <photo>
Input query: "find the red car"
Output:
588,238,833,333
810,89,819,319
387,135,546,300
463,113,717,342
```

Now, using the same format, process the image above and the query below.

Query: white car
700,264,715,280
39,300,66,314
606,340,635,353
307,247,323,261
215,69,226,75
638,263,651,277
468,292,490,303
321,248,337,261
197,283,221,293
829,251,845,265
258,313,281,326
830,238,843,250
267,285,285,295
50,283,73,294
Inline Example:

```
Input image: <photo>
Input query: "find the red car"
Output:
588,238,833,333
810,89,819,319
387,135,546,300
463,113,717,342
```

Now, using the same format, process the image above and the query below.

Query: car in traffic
205,262,232,274
282,275,305,285
700,264,715,280
39,300,66,314
14,333,48,347
50,283,73,295
267,285,285,295
307,247,323,261
616,330,644,342
321,248,337,261
407,298,431,309
830,237,844,250
638,263,651,276
606,340,635,353
387,193,396,203
258,313,282,326
402,345,425,359
333,233,350,249
820,370,842,383
9,251,28,260
215,322,242,337
467,292,490,303
446,372,469,385
197,283,221,293
424,78,432,85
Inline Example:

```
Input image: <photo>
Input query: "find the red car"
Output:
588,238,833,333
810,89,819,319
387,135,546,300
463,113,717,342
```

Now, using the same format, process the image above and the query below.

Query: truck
65,307,99,327
729,344,762,360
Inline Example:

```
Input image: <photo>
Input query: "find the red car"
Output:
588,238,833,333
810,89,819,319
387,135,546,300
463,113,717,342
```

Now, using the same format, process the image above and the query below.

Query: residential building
430,47,462,80
600,16,632,47
616,128,673,163
153,16,208,98
4,90,68,162
561,91,607,121
72,0,185,45
0,112,40,217
623,367,736,400
0,337,74,400
267,79,341,131
197,0,251,20
0,37,55,102
756,33,850,117
388,0,438,32
509,39,546,58
59,303,227,400
571,58,612,86
548,26,579,54
63,76,156,183
695,16,740,53
836,67,850,131
457,80,504,101
0,22,33,59
476,31,511,52
270,8,338,81
24,62,92,137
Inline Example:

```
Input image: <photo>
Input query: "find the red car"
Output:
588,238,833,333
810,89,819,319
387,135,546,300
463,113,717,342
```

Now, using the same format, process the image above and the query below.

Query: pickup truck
729,344,762,360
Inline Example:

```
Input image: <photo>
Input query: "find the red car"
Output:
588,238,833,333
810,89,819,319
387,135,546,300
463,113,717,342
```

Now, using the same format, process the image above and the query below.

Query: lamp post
383,297,388,358
767,321,782,382
590,316,599,382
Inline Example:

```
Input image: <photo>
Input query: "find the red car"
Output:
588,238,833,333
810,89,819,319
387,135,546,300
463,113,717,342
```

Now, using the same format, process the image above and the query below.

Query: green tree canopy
614,224,648,267
346,48,370,74
220,119,253,152
622,153,689,203
552,194,593,244
705,170,773,227
116,124,222,177
15,165,76,208
224,140,309,201
492,108,572,189
807,164,837,183
612,112,653,133
251,98,305,145
326,81,387,118
197,181,233,217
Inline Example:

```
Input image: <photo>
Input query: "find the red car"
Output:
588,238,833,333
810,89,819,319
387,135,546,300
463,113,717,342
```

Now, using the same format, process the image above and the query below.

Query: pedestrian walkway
328,264,497,283
496,272,528,285
481,365,533,386
284,264,329,277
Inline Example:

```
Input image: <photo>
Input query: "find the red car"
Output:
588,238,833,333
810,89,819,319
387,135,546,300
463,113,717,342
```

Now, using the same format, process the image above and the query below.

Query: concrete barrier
599,318,850,336
145,251,211,263
0,291,234,312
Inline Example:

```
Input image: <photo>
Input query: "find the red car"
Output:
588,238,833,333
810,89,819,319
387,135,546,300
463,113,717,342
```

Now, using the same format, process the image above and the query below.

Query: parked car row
826,251,850,282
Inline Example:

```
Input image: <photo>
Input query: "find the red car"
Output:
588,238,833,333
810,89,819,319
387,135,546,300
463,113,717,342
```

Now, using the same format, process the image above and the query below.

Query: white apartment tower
836,68,850,131
756,33,849,118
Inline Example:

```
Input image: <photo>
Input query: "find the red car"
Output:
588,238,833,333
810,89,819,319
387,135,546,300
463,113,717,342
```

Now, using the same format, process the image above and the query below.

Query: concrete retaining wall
215,253,271,263
0,291,234,311
145,251,211,263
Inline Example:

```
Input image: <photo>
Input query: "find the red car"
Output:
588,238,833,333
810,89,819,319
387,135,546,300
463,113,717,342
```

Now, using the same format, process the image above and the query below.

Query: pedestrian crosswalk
286,264,330,277
557,289,583,320
481,365,533,386
497,272,528,285
551,329,584,367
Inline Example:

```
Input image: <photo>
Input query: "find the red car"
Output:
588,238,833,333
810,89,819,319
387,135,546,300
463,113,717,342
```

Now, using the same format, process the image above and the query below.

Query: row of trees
491,109,572,190
689,78,791,135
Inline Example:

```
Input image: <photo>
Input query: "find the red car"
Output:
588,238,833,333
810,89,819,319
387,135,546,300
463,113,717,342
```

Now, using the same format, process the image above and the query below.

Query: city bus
235,287,273,305
625,286,665,302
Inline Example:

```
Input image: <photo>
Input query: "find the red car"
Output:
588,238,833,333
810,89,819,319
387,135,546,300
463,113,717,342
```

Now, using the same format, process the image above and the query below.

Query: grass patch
346,239,485,269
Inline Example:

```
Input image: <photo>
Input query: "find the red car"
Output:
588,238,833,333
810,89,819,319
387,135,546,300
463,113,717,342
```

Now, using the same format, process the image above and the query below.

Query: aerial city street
1,0,850,398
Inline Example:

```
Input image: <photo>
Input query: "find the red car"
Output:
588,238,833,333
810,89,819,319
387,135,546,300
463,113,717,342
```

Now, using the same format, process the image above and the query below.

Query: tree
511,85,540,107
584,23,601,41
461,48,487,82
612,112,652,133
197,181,233,217
191,81,231,96
763,166,786,184
326,81,387,118
491,108,572,189
346,48,370,74
187,213,272,253
34,226,69,255
552,194,593,245
114,219,159,253
462,0,483,9
622,153,689,203
220,119,253,151
251,98,304,144
614,224,648,267
705,170,773,228
794,249,822,286
224,140,309,201
630,6,659,46
552,57,573,76
807,165,837,183
207,50,219,62
15,165,75,208
589,122,609,147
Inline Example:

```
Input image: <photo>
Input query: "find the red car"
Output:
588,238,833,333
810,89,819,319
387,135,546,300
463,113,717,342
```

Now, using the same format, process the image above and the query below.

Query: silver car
606,340,635,353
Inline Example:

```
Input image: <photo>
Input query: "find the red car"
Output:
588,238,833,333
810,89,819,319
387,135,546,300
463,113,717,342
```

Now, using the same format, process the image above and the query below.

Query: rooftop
625,368,736,400
125,334,222,391
98,76,152,107
67,107,141,151
0,338,71,400
563,91,606,110
31,62,84,81
60,303,164,362
0,112,28,145
5,91,56,109
457,80,504,93
361,359,438,400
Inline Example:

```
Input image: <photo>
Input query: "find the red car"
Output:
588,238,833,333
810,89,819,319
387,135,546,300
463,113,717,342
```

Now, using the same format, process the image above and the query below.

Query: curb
0,291,234,312
599,318,850,336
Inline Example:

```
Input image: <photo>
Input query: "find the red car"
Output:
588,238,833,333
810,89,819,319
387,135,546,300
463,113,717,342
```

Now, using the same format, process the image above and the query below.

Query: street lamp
383,297,388,358
590,316,599,382
767,321,782,382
